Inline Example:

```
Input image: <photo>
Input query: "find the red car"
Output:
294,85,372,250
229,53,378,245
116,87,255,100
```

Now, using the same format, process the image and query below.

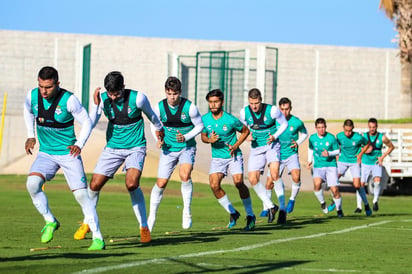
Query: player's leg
326,167,343,218
178,147,196,229
287,167,301,213
351,164,371,216
312,168,328,214
148,150,178,232
26,153,60,243
371,165,383,211
269,160,286,224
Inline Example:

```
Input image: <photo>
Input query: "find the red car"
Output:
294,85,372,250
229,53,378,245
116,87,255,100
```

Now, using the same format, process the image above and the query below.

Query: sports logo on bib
181,113,187,120
38,117,45,124
55,105,62,115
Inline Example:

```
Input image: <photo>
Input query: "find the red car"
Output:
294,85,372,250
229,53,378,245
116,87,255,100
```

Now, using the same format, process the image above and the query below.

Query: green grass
1,174,411,273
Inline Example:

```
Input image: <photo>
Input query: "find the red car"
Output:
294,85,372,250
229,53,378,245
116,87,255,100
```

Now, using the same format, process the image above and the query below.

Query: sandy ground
4,122,411,192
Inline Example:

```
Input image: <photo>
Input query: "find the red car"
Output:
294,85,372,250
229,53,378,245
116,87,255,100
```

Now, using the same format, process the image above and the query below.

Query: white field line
73,220,392,274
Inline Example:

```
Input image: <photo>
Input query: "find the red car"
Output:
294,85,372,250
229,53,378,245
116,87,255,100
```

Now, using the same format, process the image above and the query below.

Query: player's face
368,122,377,135
343,125,353,137
165,89,181,106
207,96,223,115
279,103,291,118
38,78,59,100
248,97,262,113
107,89,123,101
316,123,326,136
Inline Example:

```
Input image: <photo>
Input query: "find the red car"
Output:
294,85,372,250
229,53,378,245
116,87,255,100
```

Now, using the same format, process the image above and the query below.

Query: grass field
0,174,411,273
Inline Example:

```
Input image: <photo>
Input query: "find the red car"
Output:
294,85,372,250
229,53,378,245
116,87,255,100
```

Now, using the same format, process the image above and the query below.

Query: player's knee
26,175,44,194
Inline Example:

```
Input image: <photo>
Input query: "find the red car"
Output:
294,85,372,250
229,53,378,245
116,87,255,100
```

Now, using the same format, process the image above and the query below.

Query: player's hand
208,130,219,143
356,154,362,164
155,129,164,141
246,133,253,142
25,138,36,155
306,162,313,170
321,149,329,157
227,143,238,157
176,130,185,143
267,133,275,145
67,145,81,157
157,139,164,149
93,87,101,105
377,156,384,166
290,139,298,149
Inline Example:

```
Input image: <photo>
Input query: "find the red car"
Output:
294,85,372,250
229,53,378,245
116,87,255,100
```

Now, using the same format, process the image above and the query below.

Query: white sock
356,190,363,209
73,188,103,240
26,176,55,223
333,197,342,211
217,194,236,214
253,182,274,209
149,184,164,220
263,188,272,210
181,180,193,215
314,190,325,204
129,187,148,228
373,182,381,203
290,181,301,200
273,179,285,210
88,187,100,207
241,197,254,216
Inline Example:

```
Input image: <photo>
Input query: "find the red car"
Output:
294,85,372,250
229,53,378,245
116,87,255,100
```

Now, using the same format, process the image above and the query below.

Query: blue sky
0,0,397,49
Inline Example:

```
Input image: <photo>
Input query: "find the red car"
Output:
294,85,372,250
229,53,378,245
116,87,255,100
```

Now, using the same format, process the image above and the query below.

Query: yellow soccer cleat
74,223,90,240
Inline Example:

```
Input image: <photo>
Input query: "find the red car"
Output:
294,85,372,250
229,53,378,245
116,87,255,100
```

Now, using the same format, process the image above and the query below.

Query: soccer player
75,71,163,243
336,119,372,216
358,118,394,212
201,89,256,231
239,88,288,223
24,66,105,250
261,97,308,220
307,118,344,218
147,76,203,232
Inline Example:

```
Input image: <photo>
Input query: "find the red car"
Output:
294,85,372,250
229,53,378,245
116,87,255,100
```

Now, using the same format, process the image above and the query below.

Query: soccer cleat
88,238,105,250
41,220,60,243
182,213,192,229
354,208,362,213
244,215,256,231
365,204,372,216
267,205,279,223
373,202,379,212
321,202,329,214
227,210,240,228
74,223,90,240
328,201,336,212
259,209,269,217
337,210,344,218
286,200,295,214
140,227,151,243
277,210,287,224
147,216,155,232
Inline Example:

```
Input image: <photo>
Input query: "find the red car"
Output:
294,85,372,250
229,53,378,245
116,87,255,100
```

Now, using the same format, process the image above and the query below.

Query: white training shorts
313,166,339,187
248,141,281,173
209,155,244,177
338,161,361,178
361,163,382,183
157,146,196,179
93,146,147,178
279,153,301,176
29,151,87,190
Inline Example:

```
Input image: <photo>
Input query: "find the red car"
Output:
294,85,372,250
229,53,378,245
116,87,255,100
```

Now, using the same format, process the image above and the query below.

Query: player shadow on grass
167,258,311,274
1,252,133,262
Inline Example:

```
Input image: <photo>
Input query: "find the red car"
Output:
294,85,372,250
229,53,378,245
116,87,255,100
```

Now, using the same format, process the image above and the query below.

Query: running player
24,66,105,250
75,71,163,243
307,118,344,218
201,89,256,231
239,88,287,223
147,76,203,232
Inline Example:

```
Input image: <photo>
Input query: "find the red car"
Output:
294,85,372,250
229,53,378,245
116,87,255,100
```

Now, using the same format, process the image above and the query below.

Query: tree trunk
400,60,412,118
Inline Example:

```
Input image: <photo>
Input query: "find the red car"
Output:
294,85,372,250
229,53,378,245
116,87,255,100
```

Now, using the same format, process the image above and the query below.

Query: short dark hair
278,97,291,106
315,117,326,126
368,117,378,125
343,119,354,127
248,88,262,100
104,71,124,92
165,76,181,92
38,66,58,83
206,89,224,101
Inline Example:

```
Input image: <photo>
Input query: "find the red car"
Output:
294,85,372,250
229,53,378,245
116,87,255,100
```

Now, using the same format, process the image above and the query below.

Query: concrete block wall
0,30,402,170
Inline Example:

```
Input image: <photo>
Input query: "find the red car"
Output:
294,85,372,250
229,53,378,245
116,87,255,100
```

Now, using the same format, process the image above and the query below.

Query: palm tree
379,0,412,118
